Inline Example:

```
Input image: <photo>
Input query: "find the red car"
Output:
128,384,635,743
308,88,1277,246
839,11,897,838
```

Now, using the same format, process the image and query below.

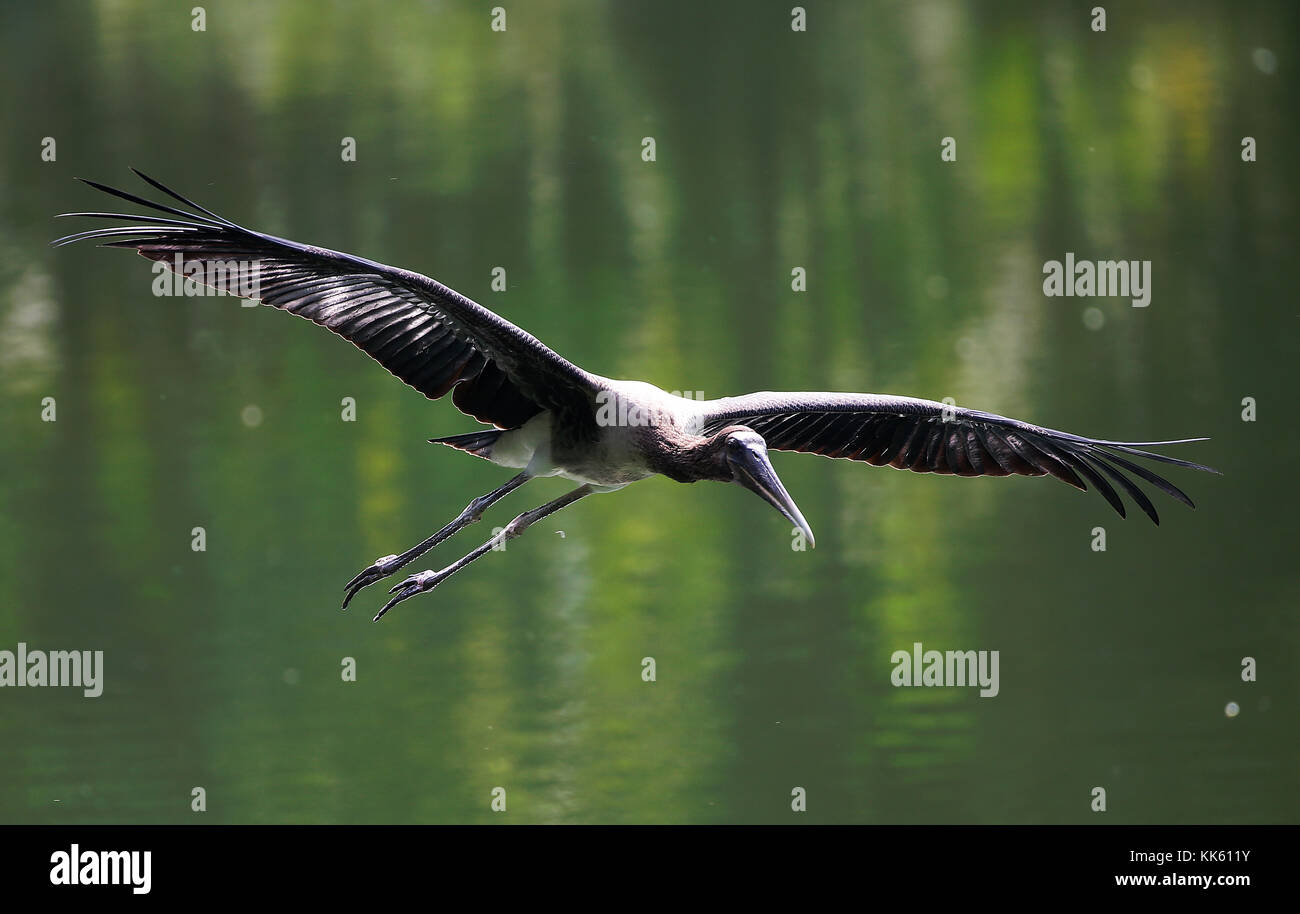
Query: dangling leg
373,484,594,621
342,472,531,609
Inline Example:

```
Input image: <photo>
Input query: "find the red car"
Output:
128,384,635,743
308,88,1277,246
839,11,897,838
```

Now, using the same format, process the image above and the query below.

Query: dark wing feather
52,171,600,430
699,392,1219,524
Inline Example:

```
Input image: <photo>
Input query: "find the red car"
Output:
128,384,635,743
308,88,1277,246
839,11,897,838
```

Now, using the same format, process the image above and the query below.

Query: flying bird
53,171,1218,620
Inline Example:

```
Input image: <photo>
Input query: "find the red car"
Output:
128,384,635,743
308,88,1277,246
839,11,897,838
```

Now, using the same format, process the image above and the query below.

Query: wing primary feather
1058,450,1126,518
129,169,239,227
1091,449,1196,508
54,212,214,229
1080,453,1160,524
72,178,226,227
51,226,203,246
1012,435,1088,490
1100,443,1220,474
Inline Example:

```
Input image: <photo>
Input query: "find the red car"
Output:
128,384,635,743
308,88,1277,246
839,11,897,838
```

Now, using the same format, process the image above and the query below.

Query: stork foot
373,569,450,622
341,554,401,610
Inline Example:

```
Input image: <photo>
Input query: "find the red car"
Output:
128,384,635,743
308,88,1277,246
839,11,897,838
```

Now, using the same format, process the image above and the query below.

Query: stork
53,172,1218,621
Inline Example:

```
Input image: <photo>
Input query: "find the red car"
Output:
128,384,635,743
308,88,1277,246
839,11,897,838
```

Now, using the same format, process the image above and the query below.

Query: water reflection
0,0,1294,824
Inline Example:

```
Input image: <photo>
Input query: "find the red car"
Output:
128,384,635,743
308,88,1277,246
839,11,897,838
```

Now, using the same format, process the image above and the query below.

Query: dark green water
0,0,1294,823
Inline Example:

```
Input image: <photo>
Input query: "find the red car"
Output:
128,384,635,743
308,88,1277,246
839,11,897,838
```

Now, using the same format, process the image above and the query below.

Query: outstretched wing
699,391,1219,524
52,170,600,429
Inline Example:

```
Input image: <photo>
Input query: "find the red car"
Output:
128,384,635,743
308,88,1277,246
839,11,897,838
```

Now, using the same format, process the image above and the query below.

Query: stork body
54,172,1219,621
468,381,712,486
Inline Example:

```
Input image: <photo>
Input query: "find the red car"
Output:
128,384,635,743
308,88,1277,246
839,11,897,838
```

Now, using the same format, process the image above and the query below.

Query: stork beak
728,441,816,548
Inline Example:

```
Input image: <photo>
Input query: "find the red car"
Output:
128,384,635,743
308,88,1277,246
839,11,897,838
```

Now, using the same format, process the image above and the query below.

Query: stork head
716,427,815,548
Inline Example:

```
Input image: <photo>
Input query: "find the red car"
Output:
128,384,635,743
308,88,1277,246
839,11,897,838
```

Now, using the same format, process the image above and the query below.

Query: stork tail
428,430,503,459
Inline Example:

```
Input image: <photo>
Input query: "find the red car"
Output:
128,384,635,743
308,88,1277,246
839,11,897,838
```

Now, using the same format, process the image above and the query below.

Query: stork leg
373,484,594,622
341,472,531,609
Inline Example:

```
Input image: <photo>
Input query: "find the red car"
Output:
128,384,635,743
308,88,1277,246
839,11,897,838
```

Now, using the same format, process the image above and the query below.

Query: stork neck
640,426,727,483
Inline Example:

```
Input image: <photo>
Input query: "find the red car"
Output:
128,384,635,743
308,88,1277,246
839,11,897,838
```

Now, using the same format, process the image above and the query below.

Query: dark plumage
699,393,1215,524
54,172,1219,620
53,169,599,430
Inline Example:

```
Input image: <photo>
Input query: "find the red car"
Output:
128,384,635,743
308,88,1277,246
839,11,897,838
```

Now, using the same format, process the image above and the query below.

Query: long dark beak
729,441,816,548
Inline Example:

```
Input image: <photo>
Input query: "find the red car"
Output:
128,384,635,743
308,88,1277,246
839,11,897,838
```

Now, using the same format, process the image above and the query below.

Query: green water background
0,0,1294,823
